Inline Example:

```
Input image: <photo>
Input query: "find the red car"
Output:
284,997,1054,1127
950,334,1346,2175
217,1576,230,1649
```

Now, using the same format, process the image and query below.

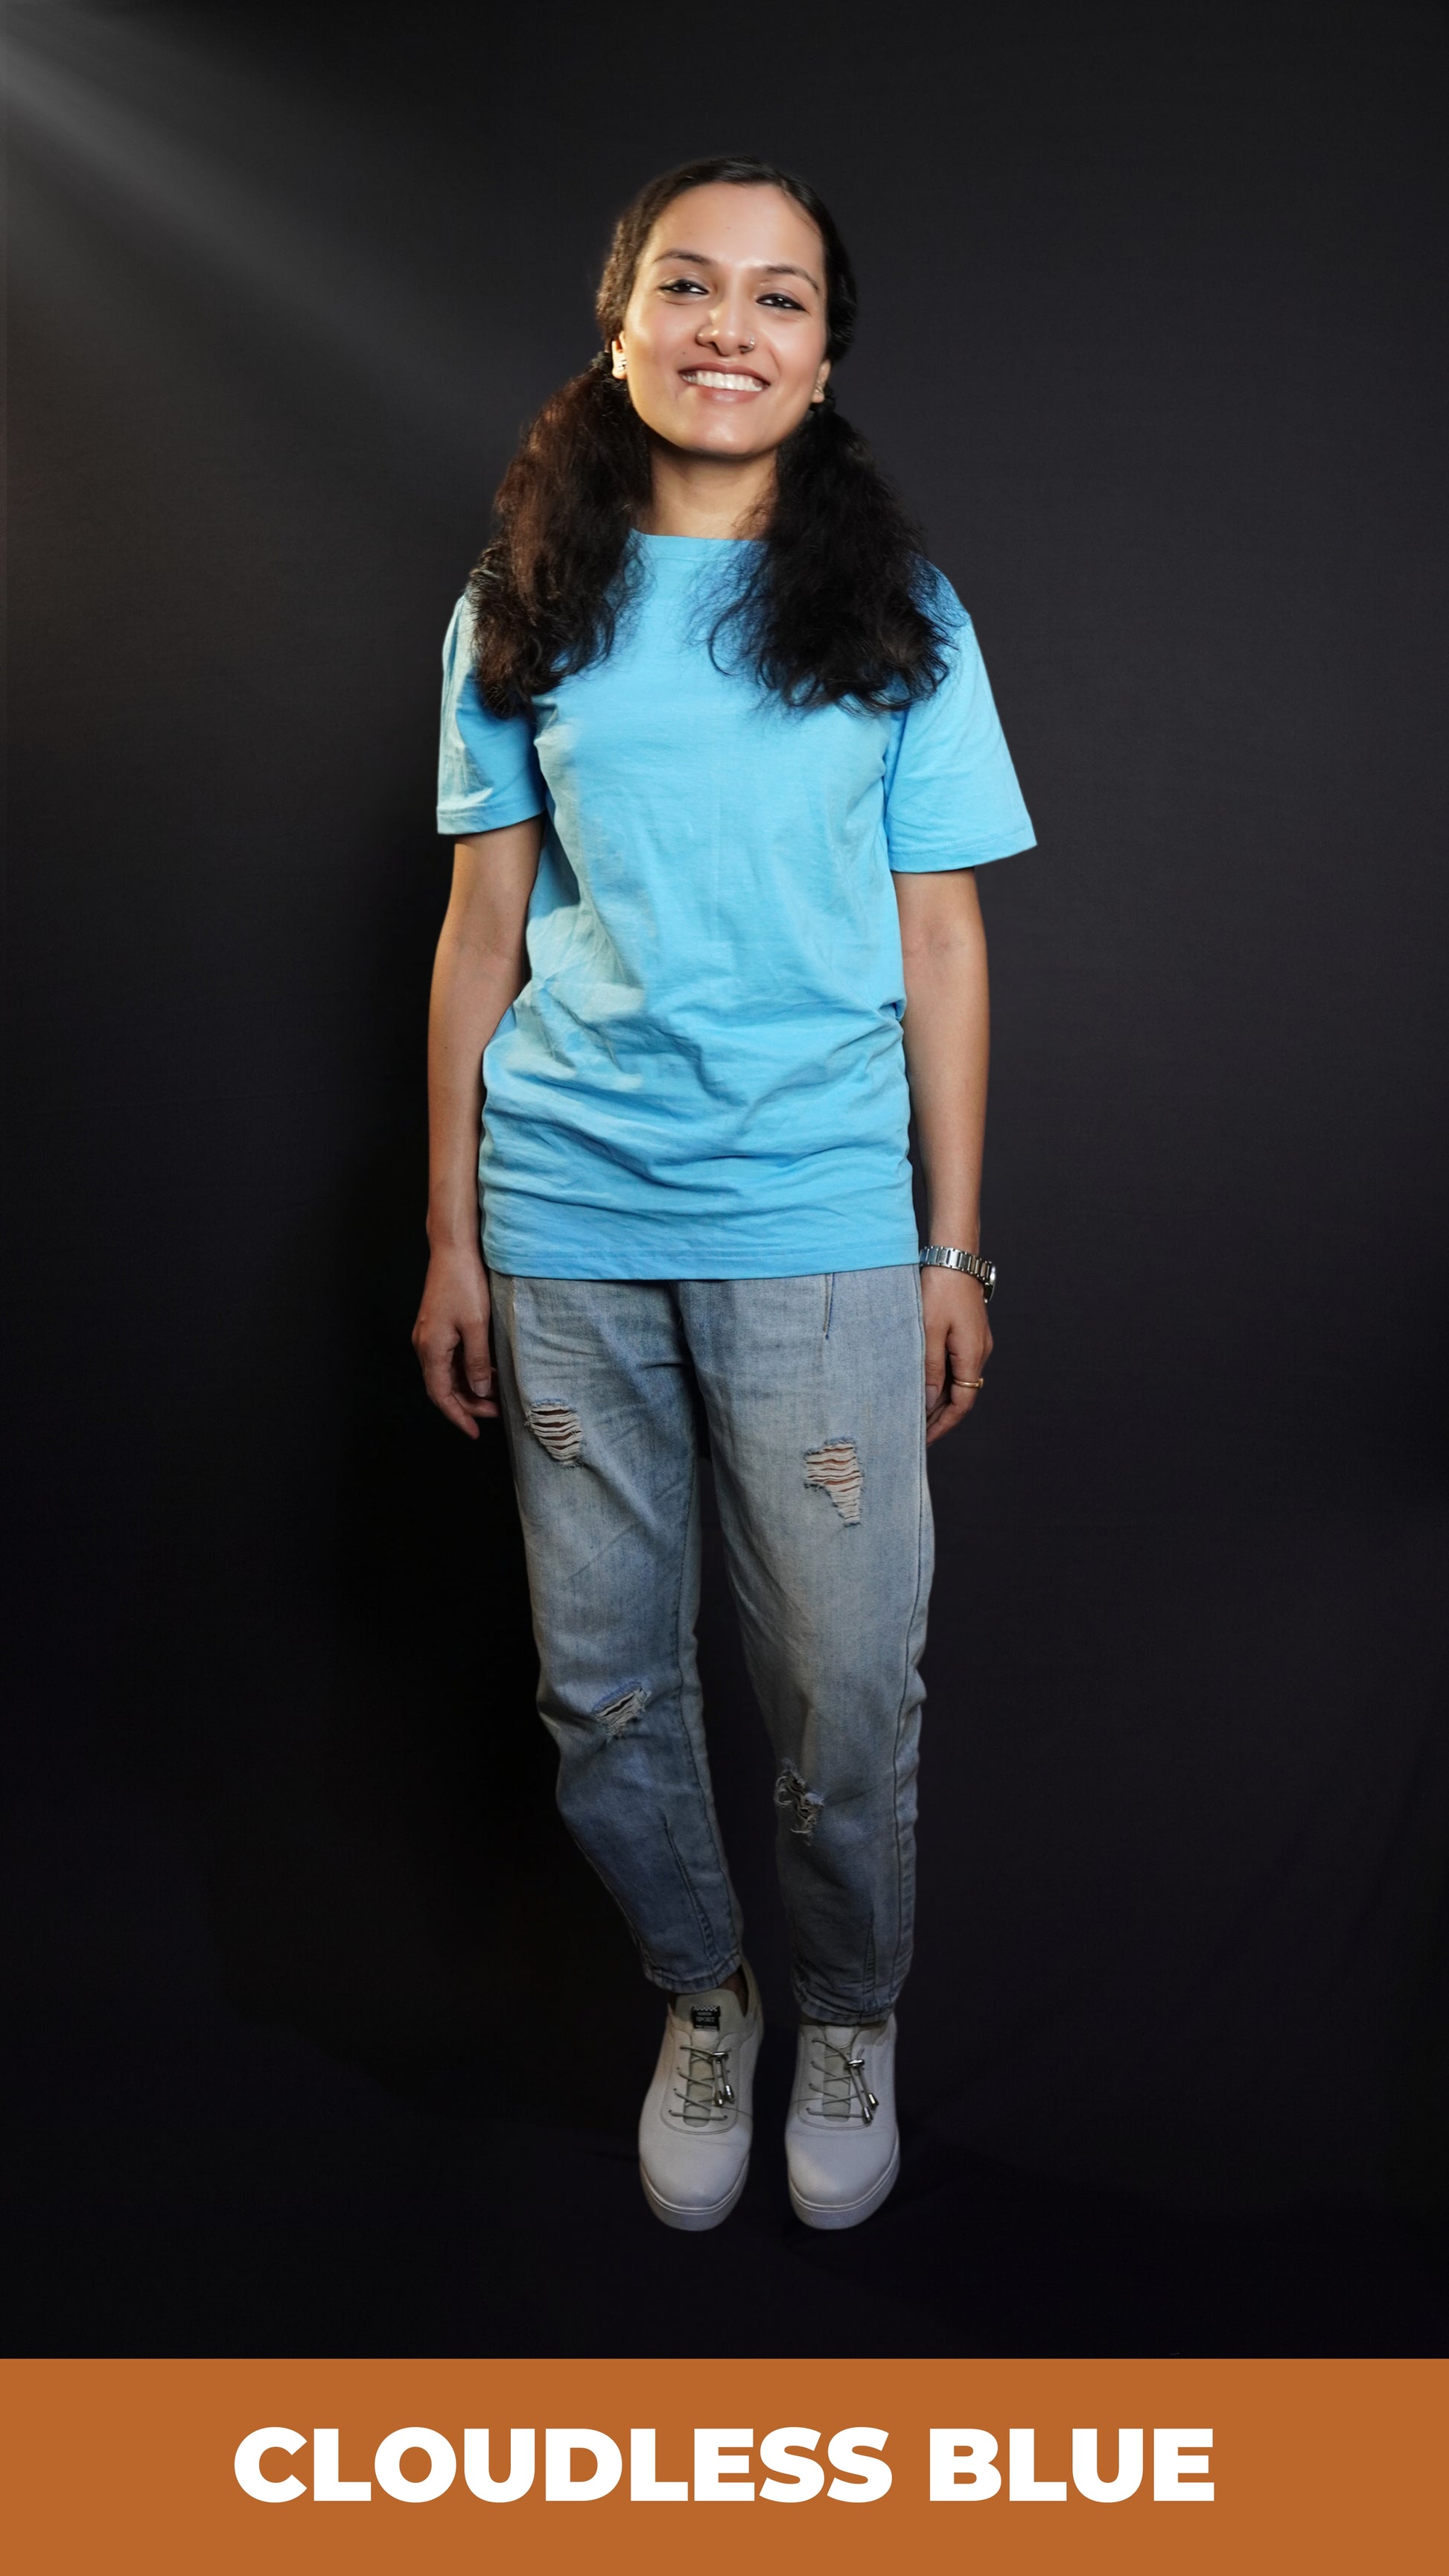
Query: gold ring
960,1378,985,1391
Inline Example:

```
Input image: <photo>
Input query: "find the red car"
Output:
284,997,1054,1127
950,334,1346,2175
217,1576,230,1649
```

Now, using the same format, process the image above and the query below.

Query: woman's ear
810,357,831,404
611,335,628,379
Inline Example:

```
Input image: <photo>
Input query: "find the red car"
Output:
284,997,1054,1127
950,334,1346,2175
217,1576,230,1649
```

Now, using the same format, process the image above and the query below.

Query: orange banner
7,2356,1445,2573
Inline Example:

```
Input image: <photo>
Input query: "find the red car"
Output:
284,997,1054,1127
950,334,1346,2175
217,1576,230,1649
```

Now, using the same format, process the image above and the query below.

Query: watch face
980,1260,997,1302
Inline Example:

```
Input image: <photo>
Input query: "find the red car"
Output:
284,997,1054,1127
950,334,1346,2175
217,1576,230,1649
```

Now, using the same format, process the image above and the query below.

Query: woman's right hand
412,1245,498,1438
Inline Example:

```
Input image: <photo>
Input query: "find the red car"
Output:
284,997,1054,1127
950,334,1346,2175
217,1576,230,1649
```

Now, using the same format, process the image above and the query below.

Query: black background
7,0,1448,2356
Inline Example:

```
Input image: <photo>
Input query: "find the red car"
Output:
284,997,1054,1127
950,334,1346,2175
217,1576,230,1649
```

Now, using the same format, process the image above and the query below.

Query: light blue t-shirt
437,535,1034,1279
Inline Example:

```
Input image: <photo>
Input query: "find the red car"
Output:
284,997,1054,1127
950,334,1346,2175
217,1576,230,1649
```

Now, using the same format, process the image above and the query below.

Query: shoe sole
640,2157,750,2233
788,2134,901,2231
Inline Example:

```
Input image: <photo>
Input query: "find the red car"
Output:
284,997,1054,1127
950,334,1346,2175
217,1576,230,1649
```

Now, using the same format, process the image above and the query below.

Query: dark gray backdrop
7,0,1448,2354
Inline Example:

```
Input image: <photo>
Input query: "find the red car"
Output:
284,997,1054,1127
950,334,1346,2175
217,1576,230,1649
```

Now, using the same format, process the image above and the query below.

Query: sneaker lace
812,2029,879,2124
673,2035,735,2125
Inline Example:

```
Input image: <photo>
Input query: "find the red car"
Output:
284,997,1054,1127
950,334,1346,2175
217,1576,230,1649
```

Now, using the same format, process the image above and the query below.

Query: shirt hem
888,828,1036,871
481,1235,920,1282
437,797,547,838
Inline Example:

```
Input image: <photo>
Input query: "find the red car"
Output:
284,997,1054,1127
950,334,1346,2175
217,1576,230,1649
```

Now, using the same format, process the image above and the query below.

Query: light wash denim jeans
489,1267,933,2021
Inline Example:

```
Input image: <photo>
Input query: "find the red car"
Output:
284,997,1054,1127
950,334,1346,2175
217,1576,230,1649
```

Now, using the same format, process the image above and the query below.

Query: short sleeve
436,592,547,837
883,575,1035,871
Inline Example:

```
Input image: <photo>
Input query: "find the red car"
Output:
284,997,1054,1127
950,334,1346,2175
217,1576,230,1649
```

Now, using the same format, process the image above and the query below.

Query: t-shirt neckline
633,531,759,551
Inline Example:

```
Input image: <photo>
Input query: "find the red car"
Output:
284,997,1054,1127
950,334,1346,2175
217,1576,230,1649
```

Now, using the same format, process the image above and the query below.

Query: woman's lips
678,367,770,393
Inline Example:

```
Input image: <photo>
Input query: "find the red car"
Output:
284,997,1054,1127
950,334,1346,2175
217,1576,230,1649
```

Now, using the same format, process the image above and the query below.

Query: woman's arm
412,818,543,1436
894,865,994,1446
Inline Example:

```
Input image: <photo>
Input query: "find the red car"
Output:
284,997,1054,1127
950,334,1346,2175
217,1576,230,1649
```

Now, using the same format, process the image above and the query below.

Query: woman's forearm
425,822,542,1254
425,947,515,1253
897,867,990,1248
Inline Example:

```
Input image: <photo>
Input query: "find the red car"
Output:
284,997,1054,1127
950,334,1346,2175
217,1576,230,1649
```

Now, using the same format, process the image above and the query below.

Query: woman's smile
678,366,771,395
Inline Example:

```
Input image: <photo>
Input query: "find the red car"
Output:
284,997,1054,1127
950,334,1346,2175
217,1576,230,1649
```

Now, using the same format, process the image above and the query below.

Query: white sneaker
638,1962,762,2231
785,2012,899,2230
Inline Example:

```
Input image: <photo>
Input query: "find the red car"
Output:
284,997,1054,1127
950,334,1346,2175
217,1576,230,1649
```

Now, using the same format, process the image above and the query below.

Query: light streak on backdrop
4,0,532,467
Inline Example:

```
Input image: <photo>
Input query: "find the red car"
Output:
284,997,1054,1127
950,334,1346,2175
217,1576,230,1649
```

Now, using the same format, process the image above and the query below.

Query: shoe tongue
674,1986,741,2119
678,1985,741,2039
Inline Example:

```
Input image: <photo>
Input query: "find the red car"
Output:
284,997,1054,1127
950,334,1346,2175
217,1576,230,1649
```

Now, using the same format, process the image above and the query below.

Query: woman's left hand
921,1265,993,1446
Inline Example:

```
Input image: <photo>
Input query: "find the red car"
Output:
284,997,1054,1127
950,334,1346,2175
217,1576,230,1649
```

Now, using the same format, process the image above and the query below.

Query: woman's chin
649,421,779,466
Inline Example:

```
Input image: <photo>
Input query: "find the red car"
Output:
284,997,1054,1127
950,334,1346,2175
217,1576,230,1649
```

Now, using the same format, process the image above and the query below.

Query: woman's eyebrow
650,247,822,290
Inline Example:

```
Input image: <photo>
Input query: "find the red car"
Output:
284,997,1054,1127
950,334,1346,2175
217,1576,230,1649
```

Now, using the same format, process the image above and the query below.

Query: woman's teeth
682,369,765,391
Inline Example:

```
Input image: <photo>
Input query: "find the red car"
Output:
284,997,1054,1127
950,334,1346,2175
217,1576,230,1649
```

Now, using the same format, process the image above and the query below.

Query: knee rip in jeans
593,1682,648,1739
526,1401,582,1465
775,1762,824,1839
804,1437,863,1524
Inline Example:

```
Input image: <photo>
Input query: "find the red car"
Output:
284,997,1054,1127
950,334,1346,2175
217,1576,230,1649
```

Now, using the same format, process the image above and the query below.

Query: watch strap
919,1244,996,1303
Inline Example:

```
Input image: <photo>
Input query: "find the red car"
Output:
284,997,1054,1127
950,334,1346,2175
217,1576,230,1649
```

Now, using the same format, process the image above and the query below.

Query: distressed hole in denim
804,1437,863,1524
526,1401,582,1465
593,1683,648,1738
775,1761,824,1839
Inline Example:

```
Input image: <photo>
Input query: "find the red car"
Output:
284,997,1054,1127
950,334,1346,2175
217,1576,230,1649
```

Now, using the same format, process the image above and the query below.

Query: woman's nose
699,293,755,353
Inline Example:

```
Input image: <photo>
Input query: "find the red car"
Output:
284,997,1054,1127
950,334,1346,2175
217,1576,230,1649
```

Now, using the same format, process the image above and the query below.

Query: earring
612,349,627,378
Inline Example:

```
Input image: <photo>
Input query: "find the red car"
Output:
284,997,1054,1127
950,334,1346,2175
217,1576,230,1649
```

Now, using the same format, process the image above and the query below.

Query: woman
414,156,1034,2233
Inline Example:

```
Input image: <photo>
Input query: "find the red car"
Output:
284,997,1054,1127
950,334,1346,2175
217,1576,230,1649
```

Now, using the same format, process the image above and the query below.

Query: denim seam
660,1809,738,1986
669,1435,742,1958
885,1281,930,2006
552,1807,669,1986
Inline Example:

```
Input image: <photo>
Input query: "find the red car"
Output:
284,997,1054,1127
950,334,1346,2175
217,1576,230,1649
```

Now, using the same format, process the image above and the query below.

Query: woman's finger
422,1364,482,1438
926,1387,975,1445
416,1326,489,1434
923,1319,949,1416
924,1315,990,1443
459,1311,495,1404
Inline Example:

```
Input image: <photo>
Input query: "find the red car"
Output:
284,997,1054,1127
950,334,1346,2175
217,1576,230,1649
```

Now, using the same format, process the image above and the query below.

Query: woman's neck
641,442,775,539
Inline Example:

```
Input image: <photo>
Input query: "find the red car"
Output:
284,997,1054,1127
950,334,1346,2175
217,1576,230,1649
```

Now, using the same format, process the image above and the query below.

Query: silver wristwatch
919,1243,996,1303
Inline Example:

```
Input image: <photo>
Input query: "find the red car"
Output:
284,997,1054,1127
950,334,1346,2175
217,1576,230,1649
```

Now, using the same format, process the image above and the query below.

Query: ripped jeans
489,1268,933,2021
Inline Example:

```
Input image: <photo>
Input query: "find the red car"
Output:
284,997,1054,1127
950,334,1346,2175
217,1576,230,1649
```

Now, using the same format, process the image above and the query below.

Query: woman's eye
759,292,805,310
659,276,706,294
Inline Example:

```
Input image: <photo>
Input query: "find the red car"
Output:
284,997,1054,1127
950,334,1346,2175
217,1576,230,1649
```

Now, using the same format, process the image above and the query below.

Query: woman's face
613,182,831,461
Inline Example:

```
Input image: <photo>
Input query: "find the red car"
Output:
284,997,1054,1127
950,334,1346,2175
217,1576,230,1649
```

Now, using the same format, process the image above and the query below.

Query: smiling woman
413,155,1035,2240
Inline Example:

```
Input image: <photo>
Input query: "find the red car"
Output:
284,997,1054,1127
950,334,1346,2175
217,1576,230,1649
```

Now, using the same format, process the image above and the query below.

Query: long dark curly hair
469,156,950,715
